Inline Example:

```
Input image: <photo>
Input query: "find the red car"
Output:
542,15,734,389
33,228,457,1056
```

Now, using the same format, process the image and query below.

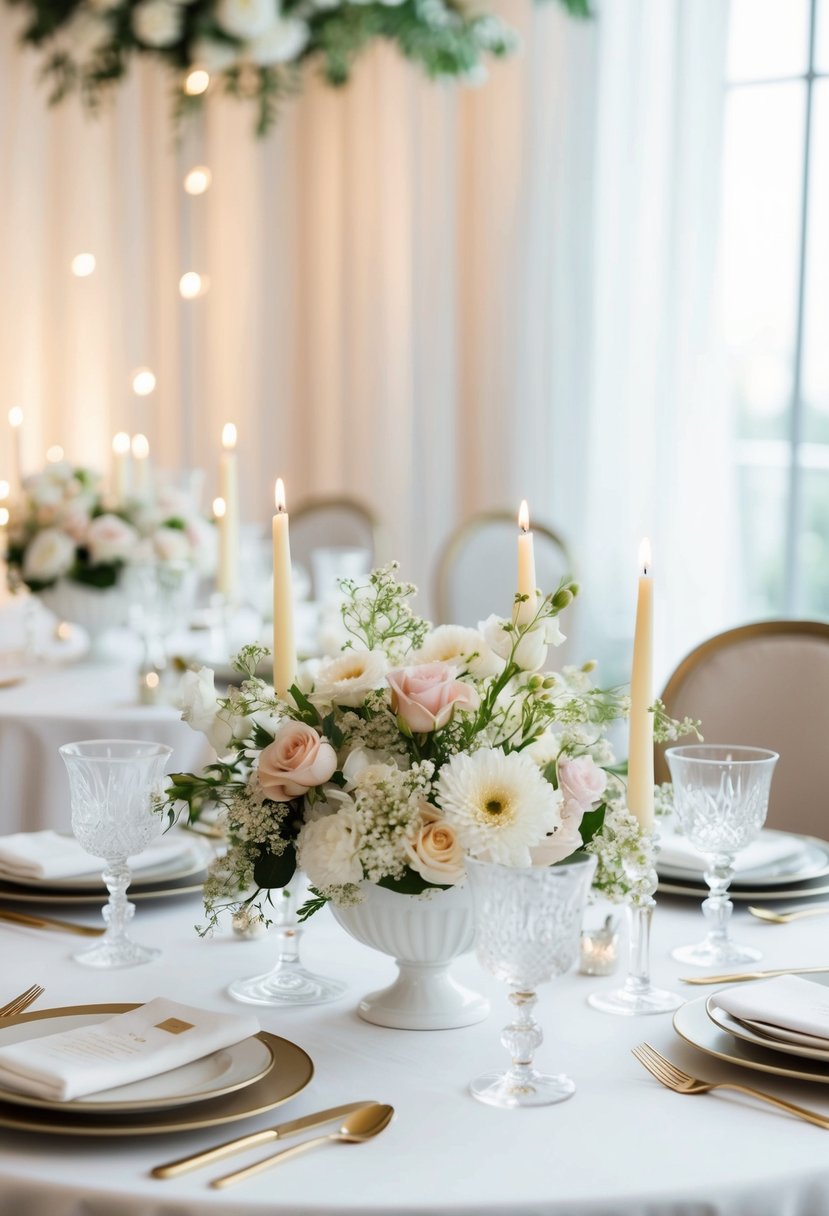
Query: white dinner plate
0,1006,276,1113
673,991,829,1084
705,991,829,1063
658,833,829,889
0,839,210,892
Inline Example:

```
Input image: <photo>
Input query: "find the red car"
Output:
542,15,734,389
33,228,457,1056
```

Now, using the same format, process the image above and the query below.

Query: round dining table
0,888,827,1216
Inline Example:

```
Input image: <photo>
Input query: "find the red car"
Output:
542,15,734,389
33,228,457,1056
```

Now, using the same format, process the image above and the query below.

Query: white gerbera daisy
436,748,562,866
411,624,503,678
310,648,388,708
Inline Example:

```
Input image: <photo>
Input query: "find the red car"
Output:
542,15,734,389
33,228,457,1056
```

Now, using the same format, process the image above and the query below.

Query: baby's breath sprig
339,562,429,660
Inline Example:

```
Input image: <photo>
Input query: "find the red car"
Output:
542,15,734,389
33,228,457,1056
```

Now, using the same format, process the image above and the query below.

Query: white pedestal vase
331,882,489,1031
37,580,129,654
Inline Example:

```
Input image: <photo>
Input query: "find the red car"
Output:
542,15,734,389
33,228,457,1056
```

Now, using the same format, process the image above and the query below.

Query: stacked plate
0,1003,313,1136
0,835,215,906
657,829,829,903
673,975,829,1087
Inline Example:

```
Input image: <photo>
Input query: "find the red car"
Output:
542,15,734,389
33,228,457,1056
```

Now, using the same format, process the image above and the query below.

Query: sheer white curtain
0,0,732,674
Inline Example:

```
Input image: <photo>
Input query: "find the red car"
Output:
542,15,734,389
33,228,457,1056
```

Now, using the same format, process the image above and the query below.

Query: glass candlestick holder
588,832,681,1016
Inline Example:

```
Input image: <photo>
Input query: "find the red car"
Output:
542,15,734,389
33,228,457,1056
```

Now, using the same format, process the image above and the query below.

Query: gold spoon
211,1103,395,1189
748,904,829,924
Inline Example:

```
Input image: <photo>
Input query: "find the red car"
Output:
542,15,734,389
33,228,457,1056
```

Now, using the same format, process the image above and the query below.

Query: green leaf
321,711,344,748
541,760,558,788
251,721,275,749
377,868,451,896
578,804,607,847
296,887,329,921
253,843,297,890
288,685,321,726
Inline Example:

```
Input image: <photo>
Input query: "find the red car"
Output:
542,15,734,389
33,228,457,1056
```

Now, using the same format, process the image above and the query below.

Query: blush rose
258,721,338,802
387,662,479,734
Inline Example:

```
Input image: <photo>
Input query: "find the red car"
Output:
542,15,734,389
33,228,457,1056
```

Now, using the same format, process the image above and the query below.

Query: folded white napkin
0,832,187,882
712,976,829,1042
658,829,804,876
0,998,260,1102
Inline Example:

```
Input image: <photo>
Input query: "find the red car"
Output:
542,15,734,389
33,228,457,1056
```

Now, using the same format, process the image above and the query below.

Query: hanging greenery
7,0,590,134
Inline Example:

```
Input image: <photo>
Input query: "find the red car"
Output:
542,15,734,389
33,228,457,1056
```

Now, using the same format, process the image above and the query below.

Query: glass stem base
671,853,762,967
75,861,159,969
589,896,681,1016
471,990,574,1108
229,897,346,1007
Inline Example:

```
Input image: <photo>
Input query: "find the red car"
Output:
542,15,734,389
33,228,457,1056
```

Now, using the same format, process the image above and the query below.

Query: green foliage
578,803,606,847
378,867,451,896
296,887,330,921
339,562,429,657
651,698,703,744
253,842,297,890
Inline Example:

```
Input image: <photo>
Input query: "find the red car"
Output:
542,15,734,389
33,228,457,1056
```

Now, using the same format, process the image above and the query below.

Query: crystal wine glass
466,853,596,1108
228,871,347,1006
666,744,778,967
59,739,172,968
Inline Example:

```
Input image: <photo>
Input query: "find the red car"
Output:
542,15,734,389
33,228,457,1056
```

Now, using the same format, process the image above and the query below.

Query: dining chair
655,620,829,838
433,510,574,632
290,495,384,601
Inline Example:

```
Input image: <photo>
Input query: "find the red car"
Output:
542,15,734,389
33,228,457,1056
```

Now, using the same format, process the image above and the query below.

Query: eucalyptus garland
7,0,590,134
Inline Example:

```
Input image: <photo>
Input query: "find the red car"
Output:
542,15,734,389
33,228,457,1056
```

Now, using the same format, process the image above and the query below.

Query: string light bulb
184,166,212,195
131,368,156,397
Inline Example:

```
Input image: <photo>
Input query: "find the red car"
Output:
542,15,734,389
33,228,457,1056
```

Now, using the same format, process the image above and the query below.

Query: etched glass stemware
666,745,778,967
466,854,596,1108
59,739,172,968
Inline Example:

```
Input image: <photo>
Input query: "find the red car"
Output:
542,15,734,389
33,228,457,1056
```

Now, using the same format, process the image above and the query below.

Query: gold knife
681,966,829,985
0,908,104,937
151,1101,378,1178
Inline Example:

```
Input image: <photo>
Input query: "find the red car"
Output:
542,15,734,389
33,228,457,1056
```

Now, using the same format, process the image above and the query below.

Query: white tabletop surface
0,659,212,832
0,887,828,1216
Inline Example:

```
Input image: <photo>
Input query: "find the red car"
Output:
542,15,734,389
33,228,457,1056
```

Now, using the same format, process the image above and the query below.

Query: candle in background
627,537,654,831
218,423,239,604
0,504,11,603
131,433,151,499
112,432,131,506
272,478,295,698
515,499,538,624
213,495,233,601
8,408,23,493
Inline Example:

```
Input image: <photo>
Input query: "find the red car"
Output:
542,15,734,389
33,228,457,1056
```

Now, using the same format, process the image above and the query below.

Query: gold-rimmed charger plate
0,869,207,906
0,1004,313,1136
658,875,829,903
705,994,829,1065
659,834,829,889
0,1006,277,1113
674,994,829,1084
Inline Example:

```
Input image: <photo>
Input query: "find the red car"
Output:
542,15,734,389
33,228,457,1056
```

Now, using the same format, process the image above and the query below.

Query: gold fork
632,1043,829,1129
0,984,45,1018
748,904,829,924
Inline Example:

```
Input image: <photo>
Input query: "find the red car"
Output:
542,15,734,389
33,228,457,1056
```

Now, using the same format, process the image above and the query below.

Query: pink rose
558,756,607,812
258,721,337,802
387,662,479,734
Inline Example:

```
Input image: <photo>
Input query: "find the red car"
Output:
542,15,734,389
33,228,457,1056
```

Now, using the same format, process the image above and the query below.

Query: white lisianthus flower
86,514,139,565
152,526,192,565
189,35,239,70
297,807,363,889
216,0,274,41
342,749,400,787
132,0,183,46
311,648,388,708
22,528,75,585
524,729,563,768
176,667,250,755
412,624,503,678
247,16,309,63
480,613,565,673
436,748,562,866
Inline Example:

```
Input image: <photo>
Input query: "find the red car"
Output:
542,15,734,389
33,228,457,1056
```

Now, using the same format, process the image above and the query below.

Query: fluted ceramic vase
331,882,489,1031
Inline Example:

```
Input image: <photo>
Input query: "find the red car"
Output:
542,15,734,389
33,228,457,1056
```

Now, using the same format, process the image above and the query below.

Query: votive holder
579,915,619,976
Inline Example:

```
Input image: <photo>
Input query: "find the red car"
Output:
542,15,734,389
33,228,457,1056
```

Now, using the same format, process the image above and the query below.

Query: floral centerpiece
7,461,216,592
169,566,693,954
6,0,590,135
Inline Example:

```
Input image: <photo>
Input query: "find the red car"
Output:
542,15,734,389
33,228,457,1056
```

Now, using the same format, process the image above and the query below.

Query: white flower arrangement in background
166,563,697,931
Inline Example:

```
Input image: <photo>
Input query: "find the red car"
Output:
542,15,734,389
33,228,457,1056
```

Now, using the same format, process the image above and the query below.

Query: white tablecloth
0,661,212,833
0,891,828,1216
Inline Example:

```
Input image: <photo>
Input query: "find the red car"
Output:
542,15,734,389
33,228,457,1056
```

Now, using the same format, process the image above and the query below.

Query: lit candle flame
213,496,226,519
275,478,286,513
639,537,652,576
222,423,237,451
131,433,149,460
8,407,22,429
0,507,8,527
518,500,530,533
112,432,130,455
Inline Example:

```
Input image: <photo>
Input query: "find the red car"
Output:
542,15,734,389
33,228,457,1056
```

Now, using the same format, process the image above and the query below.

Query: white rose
133,0,183,47
152,526,191,564
247,16,309,63
216,0,274,41
22,528,75,584
310,648,387,708
412,624,503,679
342,751,401,788
189,36,239,70
524,729,562,768
297,807,363,890
480,613,565,673
86,514,139,565
175,667,249,755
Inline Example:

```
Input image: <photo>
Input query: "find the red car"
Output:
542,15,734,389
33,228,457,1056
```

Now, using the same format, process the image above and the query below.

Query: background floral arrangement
168,564,695,930
6,0,589,134
7,460,217,591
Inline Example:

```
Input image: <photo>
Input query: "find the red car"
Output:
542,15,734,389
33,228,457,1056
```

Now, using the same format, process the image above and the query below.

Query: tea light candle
138,668,163,705
578,916,620,976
